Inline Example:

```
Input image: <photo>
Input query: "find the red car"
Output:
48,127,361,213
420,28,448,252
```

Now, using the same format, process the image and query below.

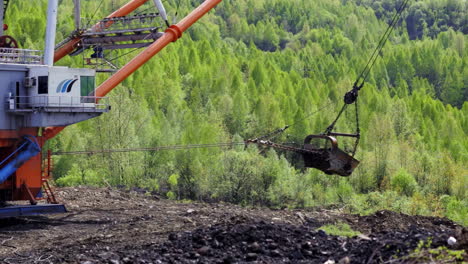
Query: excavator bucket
302,135,359,176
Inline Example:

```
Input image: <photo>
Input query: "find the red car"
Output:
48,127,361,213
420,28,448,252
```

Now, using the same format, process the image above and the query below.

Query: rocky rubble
123,218,461,263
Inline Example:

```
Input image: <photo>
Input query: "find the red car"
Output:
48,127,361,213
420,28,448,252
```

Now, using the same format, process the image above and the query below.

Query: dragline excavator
0,0,363,217
0,0,223,217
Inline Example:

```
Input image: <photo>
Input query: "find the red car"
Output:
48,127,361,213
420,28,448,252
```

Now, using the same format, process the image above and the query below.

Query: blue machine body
0,136,41,184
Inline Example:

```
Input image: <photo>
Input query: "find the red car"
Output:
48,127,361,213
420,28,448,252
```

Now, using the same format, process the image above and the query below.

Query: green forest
5,0,467,224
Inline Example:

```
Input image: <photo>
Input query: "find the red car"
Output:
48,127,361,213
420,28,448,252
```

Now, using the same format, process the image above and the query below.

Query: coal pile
124,218,459,263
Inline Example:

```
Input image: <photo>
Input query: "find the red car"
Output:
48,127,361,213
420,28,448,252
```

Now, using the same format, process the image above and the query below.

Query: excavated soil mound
0,187,466,264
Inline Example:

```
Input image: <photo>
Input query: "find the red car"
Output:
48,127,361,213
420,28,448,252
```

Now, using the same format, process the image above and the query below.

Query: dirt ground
0,187,466,264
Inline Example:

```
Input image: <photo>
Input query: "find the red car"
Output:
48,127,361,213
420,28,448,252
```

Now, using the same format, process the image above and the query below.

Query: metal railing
0,48,43,64
5,95,110,113
82,13,163,33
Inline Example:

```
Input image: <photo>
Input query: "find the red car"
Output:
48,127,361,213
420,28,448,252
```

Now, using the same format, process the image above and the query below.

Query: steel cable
52,142,246,156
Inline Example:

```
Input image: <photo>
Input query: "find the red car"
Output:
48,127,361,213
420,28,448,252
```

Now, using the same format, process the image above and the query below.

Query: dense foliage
6,0,466,224
358,0,467,39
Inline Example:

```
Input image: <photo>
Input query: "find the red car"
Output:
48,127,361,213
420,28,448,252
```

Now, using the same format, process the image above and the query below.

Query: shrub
139,178,159,192
391,168,418,196
336,179,355,204
167,173,179,199
440,195,468,226
56,164,102,187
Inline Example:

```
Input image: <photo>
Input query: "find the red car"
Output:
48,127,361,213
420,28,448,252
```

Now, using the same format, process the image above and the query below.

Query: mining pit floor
0,187,466,263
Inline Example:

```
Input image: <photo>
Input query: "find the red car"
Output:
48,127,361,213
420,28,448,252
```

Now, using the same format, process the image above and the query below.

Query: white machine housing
1,63,108,128
26,66,96,108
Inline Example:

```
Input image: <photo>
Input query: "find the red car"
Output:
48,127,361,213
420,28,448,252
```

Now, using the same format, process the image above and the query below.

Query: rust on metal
302,135,359,176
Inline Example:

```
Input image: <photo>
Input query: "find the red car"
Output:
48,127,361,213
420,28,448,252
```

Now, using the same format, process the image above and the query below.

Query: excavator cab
302,134,359,176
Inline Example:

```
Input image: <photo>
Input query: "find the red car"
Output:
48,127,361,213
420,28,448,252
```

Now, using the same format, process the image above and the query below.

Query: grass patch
317,222,361,238
396,239,467,263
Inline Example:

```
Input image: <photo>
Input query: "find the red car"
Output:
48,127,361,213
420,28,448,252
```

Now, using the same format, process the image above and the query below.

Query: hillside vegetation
6,0,467,224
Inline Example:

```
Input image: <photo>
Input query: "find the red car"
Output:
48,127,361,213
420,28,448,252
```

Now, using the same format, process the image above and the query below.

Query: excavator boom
96,0,222,97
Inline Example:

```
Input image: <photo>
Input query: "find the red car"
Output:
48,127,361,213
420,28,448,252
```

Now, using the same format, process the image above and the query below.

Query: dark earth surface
0,187,466,263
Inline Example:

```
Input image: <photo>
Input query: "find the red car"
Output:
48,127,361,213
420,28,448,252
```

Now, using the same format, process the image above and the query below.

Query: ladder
41,150,59,204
